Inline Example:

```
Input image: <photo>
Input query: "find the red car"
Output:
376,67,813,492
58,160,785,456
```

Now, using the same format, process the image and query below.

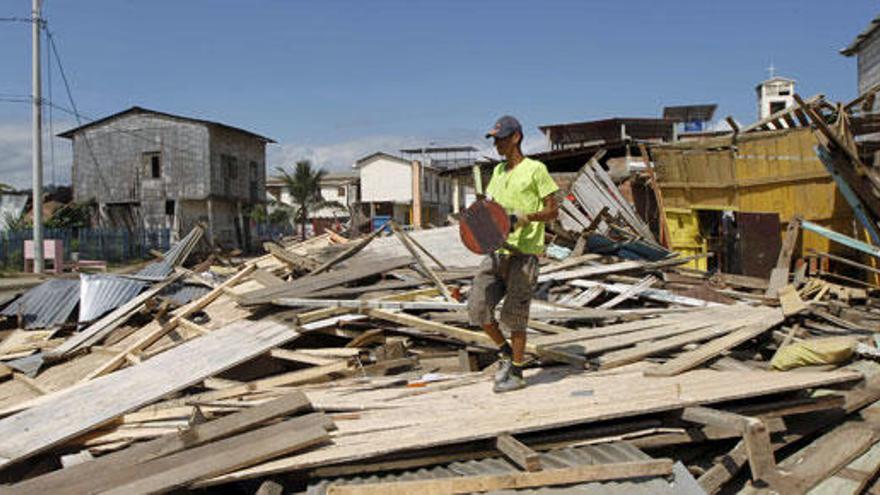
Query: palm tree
275,160,343,239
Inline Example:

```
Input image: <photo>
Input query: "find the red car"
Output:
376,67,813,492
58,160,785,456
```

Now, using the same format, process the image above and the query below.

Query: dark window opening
337,186,346,197
165,200,175,216
144,152,162,179
778,90,790,96
770,101,787,114
151,156,161,178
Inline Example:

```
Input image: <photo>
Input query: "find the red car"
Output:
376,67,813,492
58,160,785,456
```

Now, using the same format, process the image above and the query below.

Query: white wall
359,157,412,203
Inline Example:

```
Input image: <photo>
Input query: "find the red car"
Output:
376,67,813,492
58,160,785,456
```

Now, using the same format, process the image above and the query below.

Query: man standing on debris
469,115,559,392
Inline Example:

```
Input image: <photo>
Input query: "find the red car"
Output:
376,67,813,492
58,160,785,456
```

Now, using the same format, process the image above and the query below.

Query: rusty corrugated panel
1,279,79,329
308,443,701,495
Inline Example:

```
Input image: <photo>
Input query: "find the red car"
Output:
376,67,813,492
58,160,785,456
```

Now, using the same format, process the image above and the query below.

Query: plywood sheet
205,368,861,485
0,319,299,468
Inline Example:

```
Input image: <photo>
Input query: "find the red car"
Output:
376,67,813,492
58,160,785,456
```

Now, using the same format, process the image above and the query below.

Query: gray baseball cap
485,115,522,139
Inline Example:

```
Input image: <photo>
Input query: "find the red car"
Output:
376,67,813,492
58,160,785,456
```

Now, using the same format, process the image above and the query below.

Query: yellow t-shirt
486,157,558,255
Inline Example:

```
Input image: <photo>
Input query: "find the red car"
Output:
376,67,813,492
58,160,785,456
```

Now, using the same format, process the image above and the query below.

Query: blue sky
0,0,876,186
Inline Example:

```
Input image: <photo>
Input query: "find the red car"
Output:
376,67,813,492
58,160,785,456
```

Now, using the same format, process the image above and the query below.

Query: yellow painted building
651,127,856,257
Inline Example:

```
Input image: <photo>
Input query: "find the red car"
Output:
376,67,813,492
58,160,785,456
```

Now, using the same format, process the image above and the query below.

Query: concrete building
59,106,274,248
756,76,796,120
266,170,361,233
841,14,880,106
355,152,453,228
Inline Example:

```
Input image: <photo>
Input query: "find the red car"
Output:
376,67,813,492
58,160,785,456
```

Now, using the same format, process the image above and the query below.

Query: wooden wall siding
652,128,855,256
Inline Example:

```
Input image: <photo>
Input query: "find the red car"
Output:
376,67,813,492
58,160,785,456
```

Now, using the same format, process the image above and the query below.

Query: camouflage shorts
467,254,539,334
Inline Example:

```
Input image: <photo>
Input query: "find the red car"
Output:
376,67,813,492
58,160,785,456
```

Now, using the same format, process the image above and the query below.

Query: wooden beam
325,459,674,495
0,318,297,470
391,222,454,302
8,392,313,494
766,218,801,298
100,416,330,495
645,310,783,376
84,263,257,380
496,434,542,472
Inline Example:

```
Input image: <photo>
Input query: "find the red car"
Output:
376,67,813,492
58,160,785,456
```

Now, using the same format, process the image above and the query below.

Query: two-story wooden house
59,106,274,248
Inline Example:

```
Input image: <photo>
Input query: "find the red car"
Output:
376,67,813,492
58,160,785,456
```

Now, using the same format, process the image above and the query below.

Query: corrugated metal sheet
162,282,211,306
78,274,147,323
136,226,204,279
1,279,79,329
308,443,703,495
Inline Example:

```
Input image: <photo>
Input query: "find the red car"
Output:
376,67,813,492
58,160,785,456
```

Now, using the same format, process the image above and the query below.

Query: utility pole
31,0,44,273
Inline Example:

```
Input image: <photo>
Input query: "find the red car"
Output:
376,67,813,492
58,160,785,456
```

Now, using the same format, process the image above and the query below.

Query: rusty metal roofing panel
1,279,79,329
78,274,147,323
308,443,703,495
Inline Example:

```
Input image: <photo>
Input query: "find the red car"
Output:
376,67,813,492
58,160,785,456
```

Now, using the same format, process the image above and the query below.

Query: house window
249,161,259,203
221,154,238,196
770,101,787,114
165,200,175,216
337,186,346,197
143,152,161,178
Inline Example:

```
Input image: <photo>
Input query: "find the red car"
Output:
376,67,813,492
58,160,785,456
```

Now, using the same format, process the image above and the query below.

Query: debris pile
2,96,880,494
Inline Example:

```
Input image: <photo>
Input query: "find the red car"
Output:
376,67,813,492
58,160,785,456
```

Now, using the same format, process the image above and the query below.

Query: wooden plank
251,268,286,288
391,222,454,302
310,226,386,276
269,348,341,366
681,406,777,482
766,218,801,298
101,416,330,495
778,284,808,316
201,369,861,486
85,263,257,379
598,310,778,370
496,434,541,472
8,392,314,494
645,310,783,376
367,309,503,349
48,273,184,358
325,459,674,495
598,275,657,309
808,441,880,495
0,318,298,469
240,256,412,306
538,260,644,283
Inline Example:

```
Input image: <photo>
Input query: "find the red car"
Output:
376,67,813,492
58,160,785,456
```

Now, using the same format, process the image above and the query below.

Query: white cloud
268,130,550,174
0,122,72,188
268,135,425,173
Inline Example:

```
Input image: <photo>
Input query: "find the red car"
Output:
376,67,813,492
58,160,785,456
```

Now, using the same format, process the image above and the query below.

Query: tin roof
1,278,80,329
78,274,147,323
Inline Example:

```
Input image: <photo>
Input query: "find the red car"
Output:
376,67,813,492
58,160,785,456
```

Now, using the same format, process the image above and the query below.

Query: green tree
275,160,343,239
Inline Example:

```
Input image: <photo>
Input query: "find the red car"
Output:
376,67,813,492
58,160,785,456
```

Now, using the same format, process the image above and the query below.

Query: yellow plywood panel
653,127,853,260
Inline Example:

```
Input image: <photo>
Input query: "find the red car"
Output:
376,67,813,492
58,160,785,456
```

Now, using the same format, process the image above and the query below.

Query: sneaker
493,371,526,393
494,357,513,383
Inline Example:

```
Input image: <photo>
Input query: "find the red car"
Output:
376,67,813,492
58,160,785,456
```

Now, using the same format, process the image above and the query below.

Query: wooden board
7,392,313,494
200,368,861,486
82,414,329,495
239,256,413,306
0,319,299,468
645,309,784,376
325,459,674,495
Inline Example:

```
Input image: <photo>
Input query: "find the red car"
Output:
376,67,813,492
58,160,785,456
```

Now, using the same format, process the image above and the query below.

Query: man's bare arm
526,193,558,223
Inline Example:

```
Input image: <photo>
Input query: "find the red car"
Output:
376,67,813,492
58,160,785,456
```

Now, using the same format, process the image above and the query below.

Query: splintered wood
0,145,878,495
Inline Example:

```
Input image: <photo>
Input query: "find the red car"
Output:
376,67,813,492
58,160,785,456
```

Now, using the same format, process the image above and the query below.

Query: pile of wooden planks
0,189,877,494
